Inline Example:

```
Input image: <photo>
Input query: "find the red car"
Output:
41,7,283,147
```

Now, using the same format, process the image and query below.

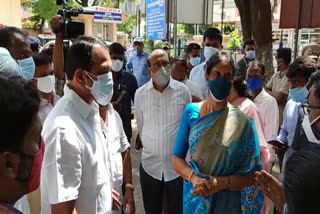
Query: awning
280,0,320,29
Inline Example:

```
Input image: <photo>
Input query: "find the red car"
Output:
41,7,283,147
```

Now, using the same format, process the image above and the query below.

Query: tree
22,0,80,33
234,0,273,80
118,15,136,36
99,0,135,8
226,29,242,53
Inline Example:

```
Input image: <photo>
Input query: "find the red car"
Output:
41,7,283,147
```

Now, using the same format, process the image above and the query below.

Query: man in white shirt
134,49,191,214
189,28,223,99
41,36,114,214
246,61,279,161
99,104,135,214
171,57,203,102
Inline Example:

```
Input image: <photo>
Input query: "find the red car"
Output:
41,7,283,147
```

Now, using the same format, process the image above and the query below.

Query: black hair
206,51,236,76
276,48,292,65
249,61,265,75
109,42,126,56
242,39,255,50
66,36,107,80
232,76,253,100
32,52,50,67
0,72,40,152
40,45,54,62
171,57,188,70
0,27,28,50
203,28,222,44
286,57,315,80
284,146,320,214
313,79,320,101
307,70,320,89
186,43,201,55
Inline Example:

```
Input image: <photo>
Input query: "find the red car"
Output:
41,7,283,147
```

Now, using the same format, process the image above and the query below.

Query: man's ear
74,69,86,85
0,153,20,179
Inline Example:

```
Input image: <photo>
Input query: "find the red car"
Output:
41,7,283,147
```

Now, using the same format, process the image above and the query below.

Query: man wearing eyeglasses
274,57,315,181
134,49,191,214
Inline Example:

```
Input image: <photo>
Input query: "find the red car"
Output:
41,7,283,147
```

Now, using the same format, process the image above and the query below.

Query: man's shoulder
190,62,206,77
135,81,151,95
122,70,137,81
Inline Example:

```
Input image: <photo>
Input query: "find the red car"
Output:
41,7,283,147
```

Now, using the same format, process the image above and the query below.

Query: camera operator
109,42,138,142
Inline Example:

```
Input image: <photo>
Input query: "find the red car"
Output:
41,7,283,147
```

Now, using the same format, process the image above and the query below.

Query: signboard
146,0,166,40
170,0,213,25
88,6,122,24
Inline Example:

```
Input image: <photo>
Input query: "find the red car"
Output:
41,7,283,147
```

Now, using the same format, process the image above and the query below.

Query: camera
55,0,94,39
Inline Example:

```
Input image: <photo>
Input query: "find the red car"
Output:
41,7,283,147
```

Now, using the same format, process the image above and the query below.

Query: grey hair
148,49,169,67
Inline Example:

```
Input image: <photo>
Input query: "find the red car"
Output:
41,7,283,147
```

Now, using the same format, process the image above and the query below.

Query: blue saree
173,103,263,214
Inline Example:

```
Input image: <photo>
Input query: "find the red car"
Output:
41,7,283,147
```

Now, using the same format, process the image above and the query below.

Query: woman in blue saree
172,51,263,214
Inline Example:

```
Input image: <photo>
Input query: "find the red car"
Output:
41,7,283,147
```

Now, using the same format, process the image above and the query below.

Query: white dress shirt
254,89,279,162
41,87,113,214
189,62,208,100
185,79,204,100
134,78,191,181
106,104,130,198
254,89,279,142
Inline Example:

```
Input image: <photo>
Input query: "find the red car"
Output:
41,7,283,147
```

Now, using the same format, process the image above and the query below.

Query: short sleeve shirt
266,69,290,95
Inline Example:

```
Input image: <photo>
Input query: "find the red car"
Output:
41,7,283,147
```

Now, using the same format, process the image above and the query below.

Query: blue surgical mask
208,77,232,102
283,203,288,214
247,77,263,92
204,46,219,61
86,71,114,106
289,86,309,103
190,57,201,67
17,57,35,80
245,50,256,60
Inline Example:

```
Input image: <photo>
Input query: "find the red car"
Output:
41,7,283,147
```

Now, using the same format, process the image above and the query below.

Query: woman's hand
255,170,286,212
191,174,211,198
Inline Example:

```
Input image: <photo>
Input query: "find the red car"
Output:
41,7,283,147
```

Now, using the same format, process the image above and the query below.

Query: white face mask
111,59,124,72
204,46,219,61
36,75,55,93
86,71,114,106
302,114,320,144
153,66,170,87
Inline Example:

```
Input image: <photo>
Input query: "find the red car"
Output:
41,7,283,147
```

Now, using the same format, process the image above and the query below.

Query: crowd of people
0,15,320,214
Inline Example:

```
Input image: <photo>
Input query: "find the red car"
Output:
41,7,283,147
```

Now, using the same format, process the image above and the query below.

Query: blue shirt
126,51,150,87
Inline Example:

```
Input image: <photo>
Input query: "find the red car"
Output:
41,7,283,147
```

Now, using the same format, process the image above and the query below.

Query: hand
190,174,210,198
273,144,288,155
135,134,143,150
51,15,63,34
255,170,286,212
112,190,122,211
123,188,135,214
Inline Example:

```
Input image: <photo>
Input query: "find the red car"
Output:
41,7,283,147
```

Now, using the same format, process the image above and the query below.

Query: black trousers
140,164,183,214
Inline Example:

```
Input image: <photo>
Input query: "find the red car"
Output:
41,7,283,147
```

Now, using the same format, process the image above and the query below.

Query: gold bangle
188,171,194,182
125,183,134,190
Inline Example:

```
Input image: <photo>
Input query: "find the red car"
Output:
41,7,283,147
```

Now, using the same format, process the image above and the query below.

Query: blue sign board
88,7,122,24
146,0,166,40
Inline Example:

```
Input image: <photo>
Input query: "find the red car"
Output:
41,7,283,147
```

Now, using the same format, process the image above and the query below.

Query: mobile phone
267,140,289,149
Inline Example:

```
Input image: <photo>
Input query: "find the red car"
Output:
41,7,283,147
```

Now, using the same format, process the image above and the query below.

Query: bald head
148,49,169,66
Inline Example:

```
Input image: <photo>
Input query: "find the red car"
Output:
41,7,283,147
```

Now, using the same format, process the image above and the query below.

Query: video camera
55,0,94,39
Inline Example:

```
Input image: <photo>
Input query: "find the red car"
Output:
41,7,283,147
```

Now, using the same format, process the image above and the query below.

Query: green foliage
99,0,136,8
117,15,136,36
226,29,242,51
32,0,60,21
211,24,235,35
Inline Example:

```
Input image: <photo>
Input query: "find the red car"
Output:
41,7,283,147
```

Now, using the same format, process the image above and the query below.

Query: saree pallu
183,107,263,214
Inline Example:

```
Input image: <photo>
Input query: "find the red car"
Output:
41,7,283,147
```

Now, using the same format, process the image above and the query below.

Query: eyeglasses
302,100,320,115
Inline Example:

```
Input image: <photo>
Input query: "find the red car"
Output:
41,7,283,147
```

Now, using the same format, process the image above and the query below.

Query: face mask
245,50,256,60
204,46,219,61
36,75,55,93
86,72,114,106
17,57,35,80
153,66,170,87
302,114,320,144
190,57,201,67
28,138,45,193
111,59,124,72
208,77,232,102
247,77,263,92
289,87,309,103
283,203,288,214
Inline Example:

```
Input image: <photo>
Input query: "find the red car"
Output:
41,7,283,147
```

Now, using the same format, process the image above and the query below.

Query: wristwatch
125,183,134,190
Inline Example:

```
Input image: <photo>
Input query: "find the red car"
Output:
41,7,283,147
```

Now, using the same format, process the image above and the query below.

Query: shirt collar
277,69,288,78
254,88,266,102
40,94,59,106
64,86,99,119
